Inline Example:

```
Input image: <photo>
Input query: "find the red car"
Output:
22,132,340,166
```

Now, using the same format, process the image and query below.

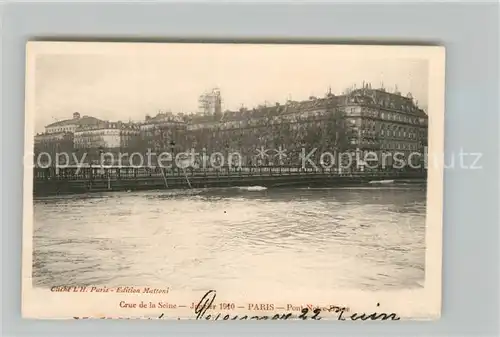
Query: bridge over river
33,166,427,196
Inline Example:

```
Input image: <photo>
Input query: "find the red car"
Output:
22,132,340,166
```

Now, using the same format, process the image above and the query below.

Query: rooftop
347,87,427,117
144,112,187,124
46,115,104,128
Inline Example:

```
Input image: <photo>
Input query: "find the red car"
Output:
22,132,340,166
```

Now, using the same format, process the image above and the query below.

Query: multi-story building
180,85,427,171
44,112,104,134
38,84,427,170
34,132,74,166
37,112,105,166
198,88,222,116
183,89,350,167
339,84,428,170
140,112,188,152
74,122,141,149
73,122,141,164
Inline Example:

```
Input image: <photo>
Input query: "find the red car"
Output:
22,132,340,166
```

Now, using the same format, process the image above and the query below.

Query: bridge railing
33,166,424,181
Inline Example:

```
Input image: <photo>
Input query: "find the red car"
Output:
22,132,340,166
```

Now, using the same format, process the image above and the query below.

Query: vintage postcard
23,42,445,320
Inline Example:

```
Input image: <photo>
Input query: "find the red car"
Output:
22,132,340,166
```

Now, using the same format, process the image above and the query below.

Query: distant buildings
34,84,428,170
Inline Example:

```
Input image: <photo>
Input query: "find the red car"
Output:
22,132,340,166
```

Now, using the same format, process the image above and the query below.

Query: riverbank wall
32,167,427,197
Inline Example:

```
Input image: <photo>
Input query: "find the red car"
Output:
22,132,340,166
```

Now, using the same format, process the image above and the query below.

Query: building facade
182,90,351,167
139,112,188,152
74,122,141,149
73,122,141,165
34,132,74,166
339,84,428,170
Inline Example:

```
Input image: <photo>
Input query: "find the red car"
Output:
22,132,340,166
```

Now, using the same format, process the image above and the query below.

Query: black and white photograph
23,42,444,320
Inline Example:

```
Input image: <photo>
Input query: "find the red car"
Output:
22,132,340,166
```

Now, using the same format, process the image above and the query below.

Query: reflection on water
33,185,426,291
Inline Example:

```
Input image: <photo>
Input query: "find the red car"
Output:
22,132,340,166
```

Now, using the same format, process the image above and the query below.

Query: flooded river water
33,185,426,291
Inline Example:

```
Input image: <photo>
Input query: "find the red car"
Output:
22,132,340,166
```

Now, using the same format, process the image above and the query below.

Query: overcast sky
34,43,428,132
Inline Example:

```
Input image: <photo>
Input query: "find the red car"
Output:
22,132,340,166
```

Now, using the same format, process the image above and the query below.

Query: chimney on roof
73,112,80,119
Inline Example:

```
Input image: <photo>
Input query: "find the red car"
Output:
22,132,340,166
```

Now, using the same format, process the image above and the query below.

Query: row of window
348,138,421,151
349,139,378,145
46,126,77,133
348,118,427,132
344,106,427,125
35,138,71,143
75,130,123,136
380,129,419,139
380,112,426,125
381,143,420,151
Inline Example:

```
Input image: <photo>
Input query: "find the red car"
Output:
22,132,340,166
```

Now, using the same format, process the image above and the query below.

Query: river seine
33,185,426,291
